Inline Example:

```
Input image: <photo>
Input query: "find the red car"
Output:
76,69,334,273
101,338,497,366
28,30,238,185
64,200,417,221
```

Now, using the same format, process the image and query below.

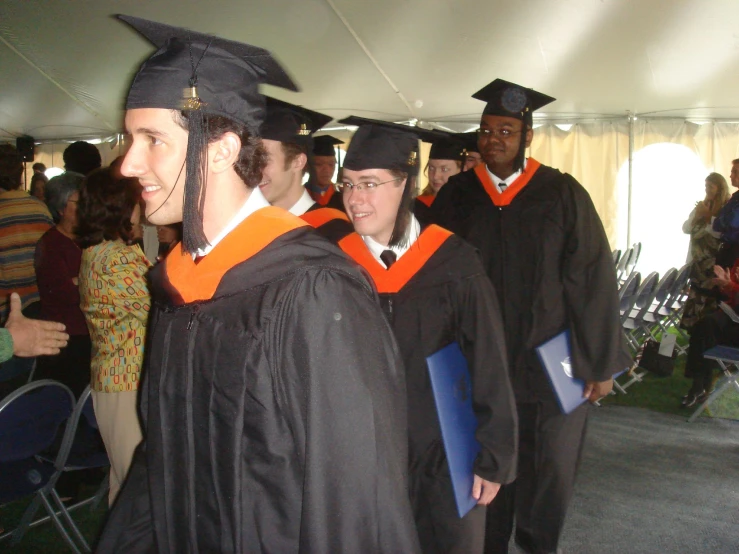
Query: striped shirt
0,190,53,320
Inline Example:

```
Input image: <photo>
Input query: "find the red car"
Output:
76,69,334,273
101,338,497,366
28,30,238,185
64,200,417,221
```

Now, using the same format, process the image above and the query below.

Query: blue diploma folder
535,330,587,414
426,342,481,518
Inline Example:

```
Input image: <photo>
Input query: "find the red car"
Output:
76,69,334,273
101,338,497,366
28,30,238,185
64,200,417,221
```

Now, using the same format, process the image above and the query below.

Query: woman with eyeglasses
414,137,466,226
336,117,517,554
34,172,90,397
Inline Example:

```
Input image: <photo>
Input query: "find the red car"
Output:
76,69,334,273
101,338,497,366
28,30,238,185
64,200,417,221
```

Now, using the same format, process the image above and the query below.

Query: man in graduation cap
414,136,467,225
307,135,345,210
456,131,483,171
259,98,352,242
312,134,343,195
432,80,630,554
97,15,420,553
337,116,517,553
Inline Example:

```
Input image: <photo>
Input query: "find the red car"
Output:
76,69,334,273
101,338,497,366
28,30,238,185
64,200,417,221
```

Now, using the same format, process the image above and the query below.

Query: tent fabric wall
529,121,629,247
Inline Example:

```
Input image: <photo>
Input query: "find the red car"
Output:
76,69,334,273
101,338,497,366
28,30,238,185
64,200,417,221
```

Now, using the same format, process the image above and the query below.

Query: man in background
0,144,53,320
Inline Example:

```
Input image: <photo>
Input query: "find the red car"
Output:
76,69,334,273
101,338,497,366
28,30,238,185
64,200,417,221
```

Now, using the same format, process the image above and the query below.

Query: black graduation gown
308,184,345,212
96,207,421,554
339,227,517,552
301,203,353,243
413,195,435,227
431,160,630,402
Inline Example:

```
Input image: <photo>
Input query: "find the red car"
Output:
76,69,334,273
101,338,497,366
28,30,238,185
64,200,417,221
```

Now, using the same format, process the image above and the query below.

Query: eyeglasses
334,177,403,193
476,128,524,140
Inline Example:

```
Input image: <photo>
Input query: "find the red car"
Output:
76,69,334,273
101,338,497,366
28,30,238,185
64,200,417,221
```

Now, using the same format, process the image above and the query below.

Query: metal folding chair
0,380,83,553
35,385,110,552
688,346,739,422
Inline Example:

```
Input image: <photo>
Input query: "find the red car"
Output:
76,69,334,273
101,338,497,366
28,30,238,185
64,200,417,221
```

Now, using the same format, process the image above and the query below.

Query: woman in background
681,172,730,329
76,167,151,505
34,172,90,397
29,172,48,202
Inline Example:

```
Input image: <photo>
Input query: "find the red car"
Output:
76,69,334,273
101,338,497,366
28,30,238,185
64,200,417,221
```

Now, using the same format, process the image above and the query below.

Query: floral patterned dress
681,209,722,330
79,240,151,392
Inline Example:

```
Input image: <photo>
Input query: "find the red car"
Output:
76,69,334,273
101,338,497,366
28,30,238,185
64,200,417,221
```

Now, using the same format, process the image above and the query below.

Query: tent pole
627,112,634,247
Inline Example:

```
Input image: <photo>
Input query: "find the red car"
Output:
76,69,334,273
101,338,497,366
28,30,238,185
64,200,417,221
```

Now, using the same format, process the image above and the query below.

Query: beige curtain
529,121,630,247
529,119,739,275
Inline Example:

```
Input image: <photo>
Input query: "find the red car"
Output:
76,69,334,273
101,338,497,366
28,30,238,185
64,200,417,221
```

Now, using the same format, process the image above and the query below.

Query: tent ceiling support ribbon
0,34,115,132
323,0,415,117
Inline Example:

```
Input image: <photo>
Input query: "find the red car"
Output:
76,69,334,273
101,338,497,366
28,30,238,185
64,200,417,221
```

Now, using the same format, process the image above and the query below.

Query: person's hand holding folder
582,377,613,403
472,475,501,505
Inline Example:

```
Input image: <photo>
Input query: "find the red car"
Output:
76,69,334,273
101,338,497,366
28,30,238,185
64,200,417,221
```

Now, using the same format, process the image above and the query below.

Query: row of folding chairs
614,242,642,286
614,263,691,391
0,381,109,553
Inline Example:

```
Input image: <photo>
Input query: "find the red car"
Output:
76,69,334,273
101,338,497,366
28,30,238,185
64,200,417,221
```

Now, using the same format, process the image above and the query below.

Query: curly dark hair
76,167,141,249
173,111,267,188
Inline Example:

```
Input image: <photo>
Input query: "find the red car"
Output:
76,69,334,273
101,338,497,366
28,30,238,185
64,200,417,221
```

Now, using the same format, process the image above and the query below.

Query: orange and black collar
474,158,541,206
165,206,308,304
415,194,435,208
310,186,336,206
300,207,349,228
339,225,452,294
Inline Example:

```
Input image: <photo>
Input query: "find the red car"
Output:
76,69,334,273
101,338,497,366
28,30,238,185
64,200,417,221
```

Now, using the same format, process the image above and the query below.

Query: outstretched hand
6,293,69,357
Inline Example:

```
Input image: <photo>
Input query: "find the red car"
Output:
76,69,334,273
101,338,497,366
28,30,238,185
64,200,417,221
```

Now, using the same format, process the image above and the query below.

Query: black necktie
499,182,507,191
380,250,397,269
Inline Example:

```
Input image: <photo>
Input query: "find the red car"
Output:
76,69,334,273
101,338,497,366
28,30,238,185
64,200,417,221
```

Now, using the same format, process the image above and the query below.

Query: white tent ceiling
2,0,739,141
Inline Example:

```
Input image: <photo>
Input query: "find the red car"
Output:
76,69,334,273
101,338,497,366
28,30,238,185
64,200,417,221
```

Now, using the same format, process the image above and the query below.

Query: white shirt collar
361,215,421,268
288,189,316,216
194,187,271,258
487,158,528,192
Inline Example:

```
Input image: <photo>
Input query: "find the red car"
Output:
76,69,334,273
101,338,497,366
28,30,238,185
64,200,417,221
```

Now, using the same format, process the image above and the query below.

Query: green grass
602,345,739,420
0,485,107,553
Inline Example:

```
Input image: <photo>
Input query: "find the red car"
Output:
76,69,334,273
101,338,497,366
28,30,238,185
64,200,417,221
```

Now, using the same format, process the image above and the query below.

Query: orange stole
338,225,453,294
300,207,349,228
165,206,308,303
473,158,541,206
310,186,336,207
415,194,435,208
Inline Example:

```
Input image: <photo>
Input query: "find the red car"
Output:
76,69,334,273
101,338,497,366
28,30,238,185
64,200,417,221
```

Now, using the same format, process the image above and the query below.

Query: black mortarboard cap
120,15,298,130
339,116,443,248
260,97,332,149
339,116,442,174
313,135,343,157
429,136,466,162
456,131,479,154
472,79,555,125
117,15,299,253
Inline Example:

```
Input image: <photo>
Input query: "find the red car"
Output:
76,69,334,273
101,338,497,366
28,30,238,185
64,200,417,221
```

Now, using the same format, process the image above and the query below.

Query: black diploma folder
535,330,587,414
426,342,481,518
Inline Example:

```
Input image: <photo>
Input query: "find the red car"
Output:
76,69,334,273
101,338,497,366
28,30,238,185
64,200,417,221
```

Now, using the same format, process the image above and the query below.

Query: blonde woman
76,167,151,504
681,172,731,329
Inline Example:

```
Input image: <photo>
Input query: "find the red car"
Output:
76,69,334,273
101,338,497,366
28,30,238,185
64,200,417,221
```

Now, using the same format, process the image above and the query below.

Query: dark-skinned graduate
431,79,631,554
96,15,420,554
259,97,352,242
336,116,518,554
